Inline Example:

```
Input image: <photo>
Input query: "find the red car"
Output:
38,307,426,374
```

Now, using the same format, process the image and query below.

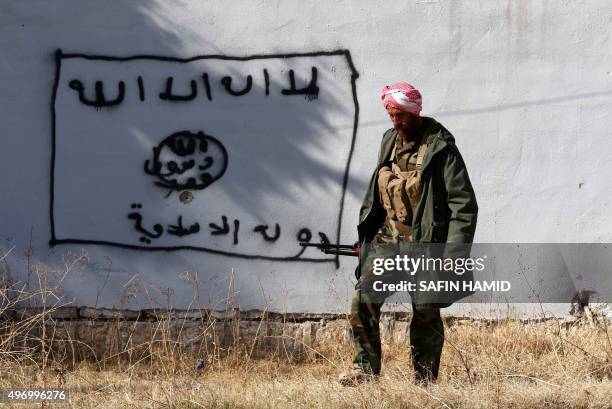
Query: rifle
299,236,361,257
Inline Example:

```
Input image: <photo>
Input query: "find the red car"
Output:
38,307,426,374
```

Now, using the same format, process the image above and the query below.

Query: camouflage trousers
349,288,444,380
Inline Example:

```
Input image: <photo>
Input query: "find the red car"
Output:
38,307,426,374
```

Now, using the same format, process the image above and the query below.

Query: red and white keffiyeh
380,82,422,116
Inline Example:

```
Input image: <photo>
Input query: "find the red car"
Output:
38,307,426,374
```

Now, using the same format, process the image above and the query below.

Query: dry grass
1,315,611,408
1,250,611,408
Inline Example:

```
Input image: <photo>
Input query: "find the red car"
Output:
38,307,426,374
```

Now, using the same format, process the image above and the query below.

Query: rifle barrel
299,243,323,247
323,250,359,257
299,242,356,249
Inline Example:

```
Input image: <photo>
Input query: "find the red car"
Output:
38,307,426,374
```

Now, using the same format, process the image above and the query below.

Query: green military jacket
356,117,478,306
357,117,478,245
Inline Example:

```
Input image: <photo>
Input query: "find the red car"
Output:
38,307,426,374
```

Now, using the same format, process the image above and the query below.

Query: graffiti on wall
143,130,228,193
50,49,359,264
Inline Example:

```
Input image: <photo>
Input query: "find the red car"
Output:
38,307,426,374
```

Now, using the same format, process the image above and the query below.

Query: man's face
386,106,419,135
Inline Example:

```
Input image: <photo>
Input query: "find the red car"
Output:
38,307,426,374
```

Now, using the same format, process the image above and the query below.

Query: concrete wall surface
0,1,610,314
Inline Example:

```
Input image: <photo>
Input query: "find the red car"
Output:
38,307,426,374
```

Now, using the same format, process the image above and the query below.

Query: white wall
1,0,611,313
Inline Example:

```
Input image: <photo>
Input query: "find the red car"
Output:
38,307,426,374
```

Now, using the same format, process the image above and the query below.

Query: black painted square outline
49,49,359,266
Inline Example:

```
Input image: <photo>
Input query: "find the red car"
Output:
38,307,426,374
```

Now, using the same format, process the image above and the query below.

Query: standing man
339,82,478,386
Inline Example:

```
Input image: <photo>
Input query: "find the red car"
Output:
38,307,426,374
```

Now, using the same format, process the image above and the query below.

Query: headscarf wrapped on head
380,82,422,116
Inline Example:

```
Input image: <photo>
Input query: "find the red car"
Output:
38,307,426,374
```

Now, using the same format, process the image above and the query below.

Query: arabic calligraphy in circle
144,130,228,193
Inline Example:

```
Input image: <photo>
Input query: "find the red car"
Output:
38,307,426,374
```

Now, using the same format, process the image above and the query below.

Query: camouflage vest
376,132,429,242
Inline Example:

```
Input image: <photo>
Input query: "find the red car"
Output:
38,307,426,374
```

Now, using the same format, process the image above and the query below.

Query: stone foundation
1,306,604,362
